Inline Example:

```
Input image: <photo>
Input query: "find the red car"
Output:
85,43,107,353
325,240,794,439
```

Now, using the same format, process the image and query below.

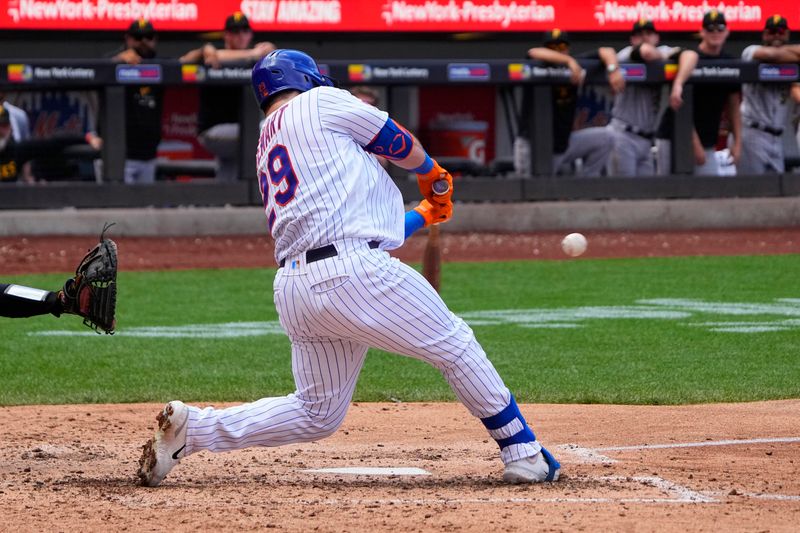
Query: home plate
302,467,431,476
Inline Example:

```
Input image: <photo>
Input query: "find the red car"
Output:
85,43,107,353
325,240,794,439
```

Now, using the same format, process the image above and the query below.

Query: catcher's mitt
60,223,118,334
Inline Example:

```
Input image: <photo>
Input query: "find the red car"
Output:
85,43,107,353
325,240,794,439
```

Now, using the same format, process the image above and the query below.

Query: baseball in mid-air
561,232,588,257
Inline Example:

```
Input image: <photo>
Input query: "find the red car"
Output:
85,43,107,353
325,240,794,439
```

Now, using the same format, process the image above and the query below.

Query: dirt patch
1,228,799,275
1,401,798,531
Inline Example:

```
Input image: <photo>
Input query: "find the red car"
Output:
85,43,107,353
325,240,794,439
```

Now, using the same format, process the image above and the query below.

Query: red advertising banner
1,0,797,32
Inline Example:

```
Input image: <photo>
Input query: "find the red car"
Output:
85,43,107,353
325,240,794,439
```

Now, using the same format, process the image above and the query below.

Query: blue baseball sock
480,395,536,450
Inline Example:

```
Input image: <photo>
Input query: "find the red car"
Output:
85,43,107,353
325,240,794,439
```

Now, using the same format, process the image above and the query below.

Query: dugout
1,4,799,210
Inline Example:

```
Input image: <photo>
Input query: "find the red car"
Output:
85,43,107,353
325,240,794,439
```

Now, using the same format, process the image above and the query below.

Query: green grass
2,255,799,406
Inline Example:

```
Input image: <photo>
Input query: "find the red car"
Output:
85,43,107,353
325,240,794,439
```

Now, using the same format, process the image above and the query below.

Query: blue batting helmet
251,49,334,110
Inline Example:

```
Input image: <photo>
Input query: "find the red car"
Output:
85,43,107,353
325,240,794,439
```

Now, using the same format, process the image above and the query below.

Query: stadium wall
1,198,798,236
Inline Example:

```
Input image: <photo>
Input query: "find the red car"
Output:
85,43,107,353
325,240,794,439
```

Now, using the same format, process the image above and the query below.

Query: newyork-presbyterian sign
1,0,796,32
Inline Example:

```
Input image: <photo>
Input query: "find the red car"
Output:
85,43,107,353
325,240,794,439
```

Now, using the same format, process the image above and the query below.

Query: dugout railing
0,58,799,210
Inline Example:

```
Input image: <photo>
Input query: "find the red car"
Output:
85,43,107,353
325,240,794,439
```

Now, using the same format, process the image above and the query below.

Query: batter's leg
137,265,371,486
184,339,368,455
315,248,558,477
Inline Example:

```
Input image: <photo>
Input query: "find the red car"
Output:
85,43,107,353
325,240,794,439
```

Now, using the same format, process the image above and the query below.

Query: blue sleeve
364,118,413,160
404,210,425,239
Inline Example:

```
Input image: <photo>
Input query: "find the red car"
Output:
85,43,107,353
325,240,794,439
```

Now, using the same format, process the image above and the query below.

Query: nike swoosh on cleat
172,444,186,460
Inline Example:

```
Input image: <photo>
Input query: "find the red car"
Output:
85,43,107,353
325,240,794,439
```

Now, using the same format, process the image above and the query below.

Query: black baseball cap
127,18,155,37
764,14,789,31
543,28,569,45
225,11,251,31
632,18,656,34
702,9,727,29
0,105,9,126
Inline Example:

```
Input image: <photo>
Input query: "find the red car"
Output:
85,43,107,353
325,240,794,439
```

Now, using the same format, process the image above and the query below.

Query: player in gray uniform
608,20,691,176
514,30,624,177
739,15,800,175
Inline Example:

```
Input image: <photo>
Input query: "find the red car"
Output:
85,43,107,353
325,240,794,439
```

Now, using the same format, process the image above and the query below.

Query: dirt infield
1,229,799,531
1,402,798,532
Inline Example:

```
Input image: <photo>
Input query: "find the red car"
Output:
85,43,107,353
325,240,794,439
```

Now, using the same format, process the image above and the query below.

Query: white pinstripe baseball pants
184,239,541,464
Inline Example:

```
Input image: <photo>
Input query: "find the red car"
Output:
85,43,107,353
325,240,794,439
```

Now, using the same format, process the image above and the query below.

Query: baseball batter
138,49,560,487
739,15,800,175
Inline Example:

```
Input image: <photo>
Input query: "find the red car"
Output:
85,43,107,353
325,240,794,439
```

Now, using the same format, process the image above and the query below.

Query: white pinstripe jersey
256,86,405,263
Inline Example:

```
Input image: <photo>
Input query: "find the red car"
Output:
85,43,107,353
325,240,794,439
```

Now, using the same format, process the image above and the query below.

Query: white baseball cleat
137,400,189,487
503,447,561,483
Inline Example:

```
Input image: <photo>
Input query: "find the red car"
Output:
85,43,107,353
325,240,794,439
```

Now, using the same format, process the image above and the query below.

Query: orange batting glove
413,198,453,227
416,159,453,206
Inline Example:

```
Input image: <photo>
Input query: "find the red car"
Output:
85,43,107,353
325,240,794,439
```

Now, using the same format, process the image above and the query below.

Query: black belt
747,121,783,136
280,240,380,267
623,124,655,140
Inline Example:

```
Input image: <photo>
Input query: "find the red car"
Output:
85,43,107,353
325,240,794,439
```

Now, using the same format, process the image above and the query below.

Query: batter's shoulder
314,85,350,98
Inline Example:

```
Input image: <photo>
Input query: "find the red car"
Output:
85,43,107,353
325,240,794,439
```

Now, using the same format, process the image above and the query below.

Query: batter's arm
383,130,428,172
404,200,452,238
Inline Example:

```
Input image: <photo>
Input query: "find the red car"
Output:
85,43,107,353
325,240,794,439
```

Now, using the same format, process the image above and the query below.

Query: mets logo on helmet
259,82,269,98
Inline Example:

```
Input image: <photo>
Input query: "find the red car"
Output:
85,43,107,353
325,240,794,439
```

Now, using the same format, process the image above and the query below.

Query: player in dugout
607,19,698,176
738,14,800,175
138,49,561,489
180,12,275,182
104,18,164,185
514,29,622,177
0,90,33,182
656,10,742,175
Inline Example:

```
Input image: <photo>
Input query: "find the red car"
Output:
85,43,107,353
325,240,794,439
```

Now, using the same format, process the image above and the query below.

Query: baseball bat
432,179,450,196
422,224,441,293
421,178,448,292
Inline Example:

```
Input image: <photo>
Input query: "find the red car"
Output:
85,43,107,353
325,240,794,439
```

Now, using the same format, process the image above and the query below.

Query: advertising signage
1,0,795,32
